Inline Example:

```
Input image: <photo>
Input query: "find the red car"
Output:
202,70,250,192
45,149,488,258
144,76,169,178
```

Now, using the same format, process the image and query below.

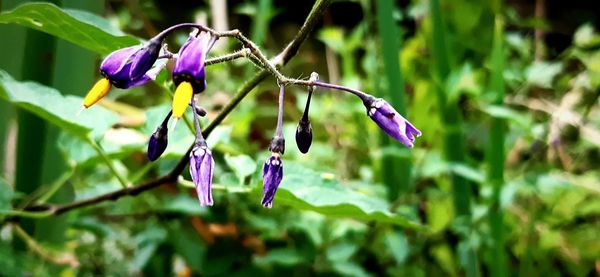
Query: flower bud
261,153,283,208
365,97,421,148
295,118,312,154
147,124,168,161
189,143,215,206
295,71,317,154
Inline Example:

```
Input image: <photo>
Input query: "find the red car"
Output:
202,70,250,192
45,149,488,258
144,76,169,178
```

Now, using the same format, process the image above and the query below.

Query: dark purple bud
261,153,283,208
147,125,168,161
129,38,162,80
189,143,215,206
296,72,317,154
365,98,422,148
173,34,208,93
100,46,164,89
295,118,312,154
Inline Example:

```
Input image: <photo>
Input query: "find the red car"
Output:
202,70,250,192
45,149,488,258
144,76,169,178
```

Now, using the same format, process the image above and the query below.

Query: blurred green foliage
1,0,600,276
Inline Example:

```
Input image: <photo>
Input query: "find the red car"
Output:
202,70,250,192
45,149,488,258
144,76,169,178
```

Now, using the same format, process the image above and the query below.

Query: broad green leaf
418,152,485,184
0,3,139,55
275,162,421,228
0,70,119,139
159,194,207,216
525,61,563,89
326,243,359,262
224,154,257,184
317,27,345,53
169,223,206,273
480,104,531,129
130,226,167,271
254,248,306,267
385,231,410,265
574,24,600,48
332,262,370,277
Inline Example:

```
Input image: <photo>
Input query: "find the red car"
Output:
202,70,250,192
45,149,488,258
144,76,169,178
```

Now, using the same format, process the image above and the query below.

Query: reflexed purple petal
189,145,214,206
100,46,139,76
129,40,161,80
261,154,283,208
367,98,421,148
120,73,152,88
99,45,166,89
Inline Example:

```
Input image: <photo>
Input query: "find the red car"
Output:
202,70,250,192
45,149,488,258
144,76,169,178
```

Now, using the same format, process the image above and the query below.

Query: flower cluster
81,23,421,209
82,25,218,207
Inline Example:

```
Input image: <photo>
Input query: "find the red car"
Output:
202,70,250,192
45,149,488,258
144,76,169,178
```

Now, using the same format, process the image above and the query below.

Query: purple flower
261,153,283,208
172,34,208,93
100,46,163,89
189,143,215,206
366,98,421,148
82,45,165,109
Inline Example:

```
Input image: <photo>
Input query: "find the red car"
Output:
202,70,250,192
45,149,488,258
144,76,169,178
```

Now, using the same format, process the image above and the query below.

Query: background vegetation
1,0,599,276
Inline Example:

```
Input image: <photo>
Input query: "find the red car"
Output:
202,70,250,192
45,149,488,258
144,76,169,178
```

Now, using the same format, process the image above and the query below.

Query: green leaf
0,70,119,139
275,162,421,228
169,223,206,273
0,3,139,55
480,104,531,129
385,231,409,265
574,23,600,48
317,27,345,53
159,194,207,216
224,154,257,184
254,248,306,267
332,262,371,277
326,243,359,262
525,62,563,89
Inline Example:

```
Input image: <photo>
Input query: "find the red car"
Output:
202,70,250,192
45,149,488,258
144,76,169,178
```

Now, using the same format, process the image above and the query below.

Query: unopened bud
147,125,168,161
295,118,312,154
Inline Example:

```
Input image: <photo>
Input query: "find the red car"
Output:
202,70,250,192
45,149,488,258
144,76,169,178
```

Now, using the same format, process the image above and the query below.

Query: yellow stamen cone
172,81,193,119
83,78,111,108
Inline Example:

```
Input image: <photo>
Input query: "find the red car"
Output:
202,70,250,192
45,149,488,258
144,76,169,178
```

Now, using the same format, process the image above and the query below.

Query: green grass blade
375,0,412,199
13,1,59,249
486,17,507,277
429,0,479,275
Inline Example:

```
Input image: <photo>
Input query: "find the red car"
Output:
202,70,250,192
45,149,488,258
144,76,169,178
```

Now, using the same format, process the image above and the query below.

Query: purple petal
197,150,214,206
173,34,207,81
367,98,421,148
261,155,283,208
129,40,161,80
100,46,139,76
189,146,214,206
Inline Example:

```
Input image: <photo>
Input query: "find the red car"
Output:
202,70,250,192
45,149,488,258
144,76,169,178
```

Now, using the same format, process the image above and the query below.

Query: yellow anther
172,81,193,118
83,78,111,108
